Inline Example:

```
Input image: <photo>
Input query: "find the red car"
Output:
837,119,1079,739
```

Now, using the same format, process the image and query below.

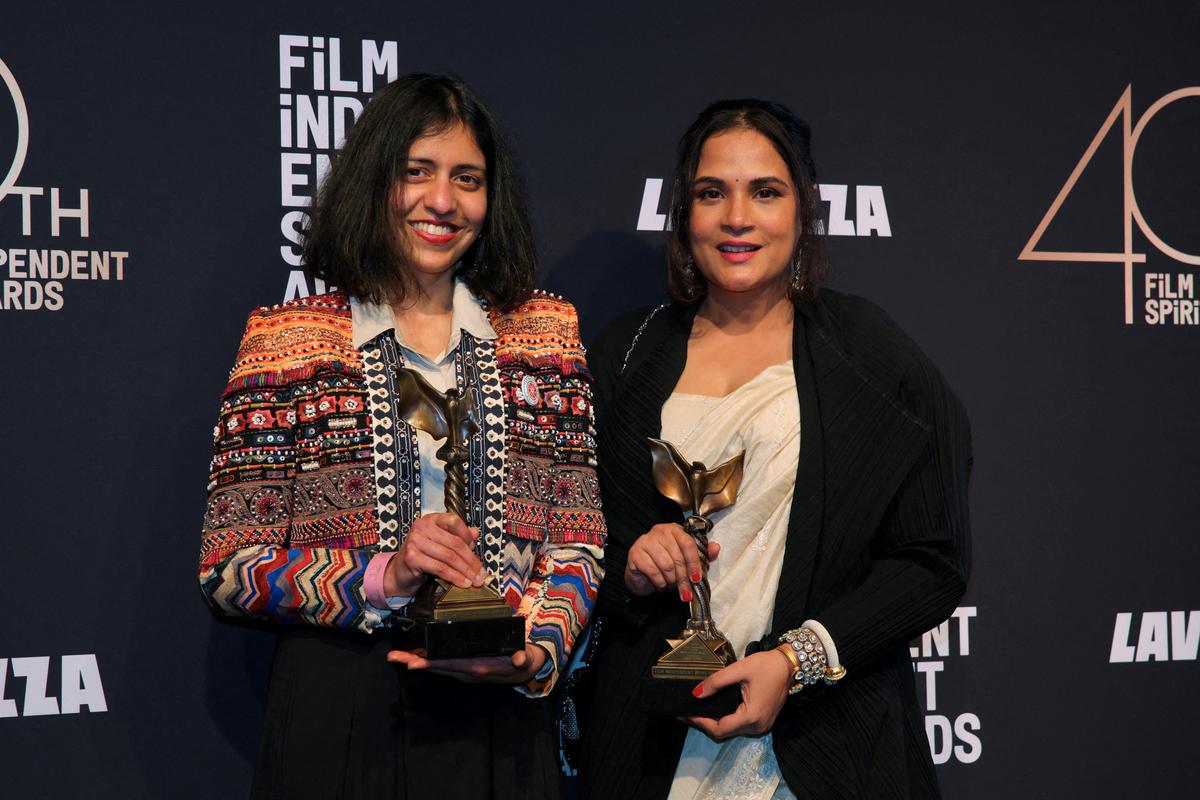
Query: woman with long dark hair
199,74,605,799
578,99,971,798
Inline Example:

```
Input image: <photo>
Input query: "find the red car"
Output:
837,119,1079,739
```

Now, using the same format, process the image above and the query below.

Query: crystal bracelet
775,627,847,694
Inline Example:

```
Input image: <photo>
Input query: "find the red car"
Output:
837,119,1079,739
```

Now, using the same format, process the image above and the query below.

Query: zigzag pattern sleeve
197,307,386,633
201,543,384,632
517,544,604,697
516,303,606,695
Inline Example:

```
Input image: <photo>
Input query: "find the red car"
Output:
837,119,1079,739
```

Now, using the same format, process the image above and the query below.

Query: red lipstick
716,240,761,264
410,220,460,246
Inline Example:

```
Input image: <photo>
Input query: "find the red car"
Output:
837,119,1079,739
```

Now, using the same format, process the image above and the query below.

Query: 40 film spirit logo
0,57,129,312
1019,85,1200,326
637,178,891,237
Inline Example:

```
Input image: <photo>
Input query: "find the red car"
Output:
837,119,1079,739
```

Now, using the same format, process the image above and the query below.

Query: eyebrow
407,157,486,172
694,175,789,188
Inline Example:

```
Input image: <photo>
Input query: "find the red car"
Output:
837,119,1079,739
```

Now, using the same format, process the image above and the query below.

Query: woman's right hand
385,512,487,597
625,523,720,601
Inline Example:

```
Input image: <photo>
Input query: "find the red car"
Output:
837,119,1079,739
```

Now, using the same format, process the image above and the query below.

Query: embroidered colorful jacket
199,290,606,695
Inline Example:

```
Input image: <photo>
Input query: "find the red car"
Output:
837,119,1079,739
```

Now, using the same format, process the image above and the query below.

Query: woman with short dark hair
199,74,605,800
303,74,536,310
578,99,971,799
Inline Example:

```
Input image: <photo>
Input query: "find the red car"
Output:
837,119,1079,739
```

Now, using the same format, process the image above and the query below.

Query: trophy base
392,614,526,660
638,676,741,719
392,579,526,659
638,630,740,718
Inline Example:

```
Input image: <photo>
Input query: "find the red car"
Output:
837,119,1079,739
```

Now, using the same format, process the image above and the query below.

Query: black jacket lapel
596,305,693,554
770,298,931,634
769,308,825,634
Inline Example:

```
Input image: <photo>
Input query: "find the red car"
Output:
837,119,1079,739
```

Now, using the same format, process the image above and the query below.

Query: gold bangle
775,642,802,671
824,663,847,682
778,627,845,690
774,644,805,695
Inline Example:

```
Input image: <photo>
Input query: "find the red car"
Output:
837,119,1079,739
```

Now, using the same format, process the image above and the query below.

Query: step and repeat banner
1,3,1196,797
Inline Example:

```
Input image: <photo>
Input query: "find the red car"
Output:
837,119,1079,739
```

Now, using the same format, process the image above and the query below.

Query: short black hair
665,99,828,304
303,73,536,310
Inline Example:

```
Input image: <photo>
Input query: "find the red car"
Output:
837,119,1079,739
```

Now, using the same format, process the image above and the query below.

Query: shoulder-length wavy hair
665,99,828,305
302,73,536,310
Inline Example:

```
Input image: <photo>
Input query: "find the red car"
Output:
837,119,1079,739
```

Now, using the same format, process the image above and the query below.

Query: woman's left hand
386,644,548,685
685,650,792,740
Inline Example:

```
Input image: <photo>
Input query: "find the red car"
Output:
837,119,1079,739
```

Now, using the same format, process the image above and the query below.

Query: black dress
251,626,561,800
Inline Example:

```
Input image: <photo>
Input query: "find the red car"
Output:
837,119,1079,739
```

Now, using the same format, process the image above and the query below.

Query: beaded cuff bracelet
775,627,847,695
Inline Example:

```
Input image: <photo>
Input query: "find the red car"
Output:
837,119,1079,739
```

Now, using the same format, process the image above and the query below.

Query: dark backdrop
1,3,1197,797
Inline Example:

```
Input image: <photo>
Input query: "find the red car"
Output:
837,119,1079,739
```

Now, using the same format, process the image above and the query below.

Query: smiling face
687,127,800,299
389,123,488,284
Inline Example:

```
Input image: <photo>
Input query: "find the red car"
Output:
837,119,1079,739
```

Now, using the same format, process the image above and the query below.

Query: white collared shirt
350,278,496,515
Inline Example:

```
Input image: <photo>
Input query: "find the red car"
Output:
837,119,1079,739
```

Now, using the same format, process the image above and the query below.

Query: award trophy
638,438,744,718
390,367,525,659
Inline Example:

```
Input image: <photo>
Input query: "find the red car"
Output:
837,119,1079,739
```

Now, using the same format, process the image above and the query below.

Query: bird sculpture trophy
639,437,744,718
390,366,524,659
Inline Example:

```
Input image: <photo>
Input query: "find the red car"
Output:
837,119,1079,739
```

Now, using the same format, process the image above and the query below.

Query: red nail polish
681,589,692,603
692,684,704,698
690,571,702,583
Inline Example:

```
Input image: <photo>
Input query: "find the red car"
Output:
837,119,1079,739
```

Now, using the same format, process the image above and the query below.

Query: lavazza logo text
0,654,108,718
1020,85,1200,326
0,58,129,312
1109,610,1199,664
637,178,891,238
278,34,400,301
